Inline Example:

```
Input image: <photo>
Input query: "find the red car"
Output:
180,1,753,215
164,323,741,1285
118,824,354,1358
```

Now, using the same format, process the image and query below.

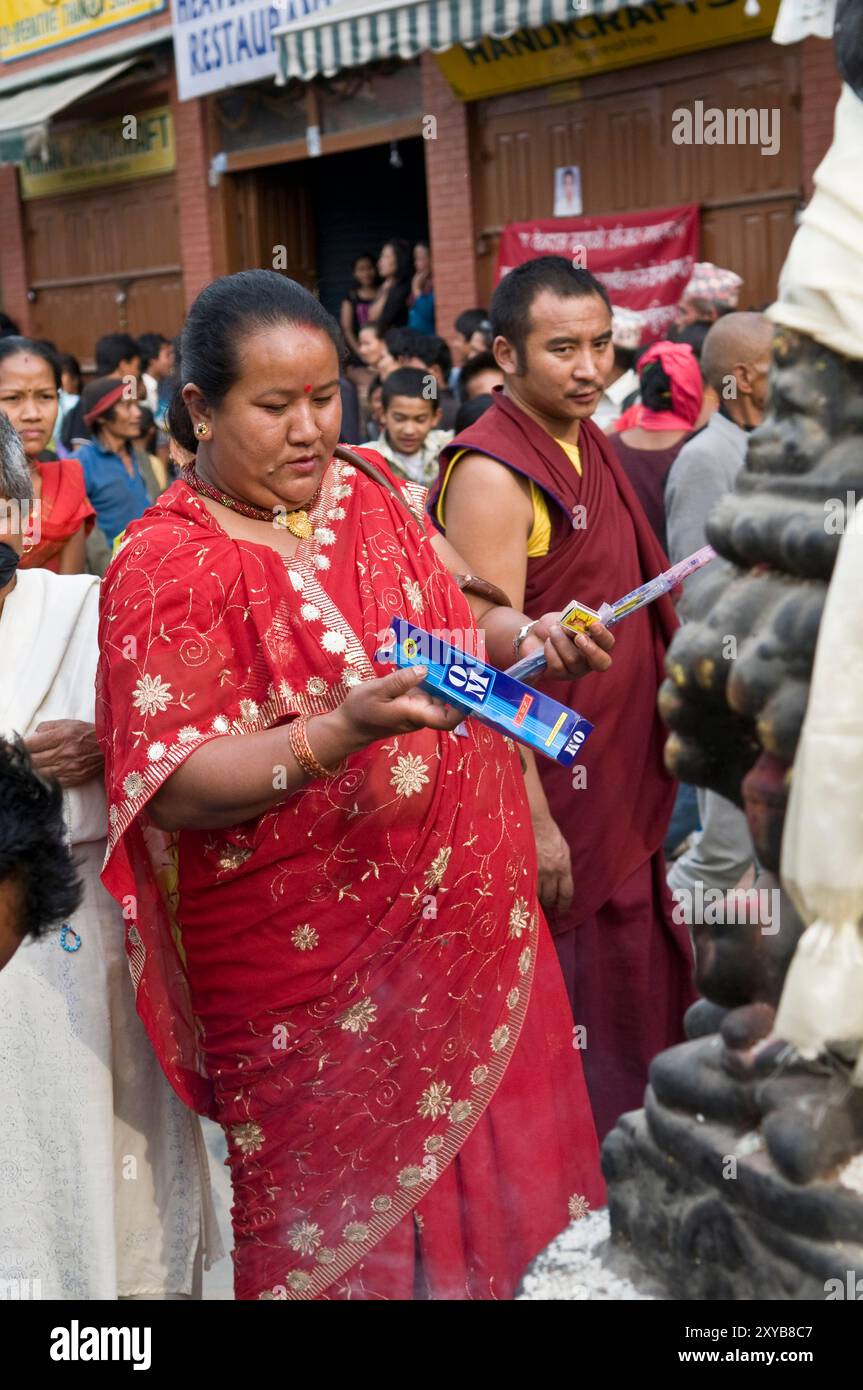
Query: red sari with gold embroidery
96,452,603,1300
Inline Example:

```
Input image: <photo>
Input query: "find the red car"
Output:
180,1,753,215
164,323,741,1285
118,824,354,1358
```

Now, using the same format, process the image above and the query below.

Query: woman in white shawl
0,411,221,1299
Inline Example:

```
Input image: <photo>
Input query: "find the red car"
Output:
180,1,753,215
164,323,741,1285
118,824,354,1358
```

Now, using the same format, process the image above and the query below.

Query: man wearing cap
74,378,162,547
593,306,644,432
675,262,743,331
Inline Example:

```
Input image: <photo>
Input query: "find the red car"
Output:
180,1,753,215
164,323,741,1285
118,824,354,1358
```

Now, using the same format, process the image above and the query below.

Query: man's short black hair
95,333,140,375
137,332,169,372
490,256,612,367
454,394,494,433
385,326,419,360
382,366,436,409
454,308,488,340
412,334,452,379
457,350,500,402
0,737,82,943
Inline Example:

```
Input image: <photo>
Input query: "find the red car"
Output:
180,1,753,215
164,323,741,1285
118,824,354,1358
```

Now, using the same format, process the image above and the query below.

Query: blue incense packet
375,617,594,767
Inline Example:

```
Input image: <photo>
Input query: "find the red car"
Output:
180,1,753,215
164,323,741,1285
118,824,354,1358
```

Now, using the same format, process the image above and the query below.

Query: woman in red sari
96,271,614,1301
0,338,94,572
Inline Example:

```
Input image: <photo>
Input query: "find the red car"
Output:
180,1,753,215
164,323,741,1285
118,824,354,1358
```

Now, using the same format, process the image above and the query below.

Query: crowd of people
0,247,773,1302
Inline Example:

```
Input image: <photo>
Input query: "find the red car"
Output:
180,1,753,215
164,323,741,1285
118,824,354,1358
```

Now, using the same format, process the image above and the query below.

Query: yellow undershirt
435,439,582,559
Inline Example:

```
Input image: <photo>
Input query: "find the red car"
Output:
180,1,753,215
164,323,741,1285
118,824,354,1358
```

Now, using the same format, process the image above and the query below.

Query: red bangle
289,714,343,780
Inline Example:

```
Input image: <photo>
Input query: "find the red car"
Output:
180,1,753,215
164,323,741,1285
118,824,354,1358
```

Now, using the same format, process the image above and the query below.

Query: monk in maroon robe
431,256,695,1139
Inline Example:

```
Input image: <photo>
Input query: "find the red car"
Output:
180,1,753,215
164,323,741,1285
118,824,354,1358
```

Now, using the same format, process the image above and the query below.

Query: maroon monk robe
432,391,696,1139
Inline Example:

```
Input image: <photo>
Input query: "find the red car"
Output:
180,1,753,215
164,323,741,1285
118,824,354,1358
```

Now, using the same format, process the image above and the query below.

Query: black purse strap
333,444,425,527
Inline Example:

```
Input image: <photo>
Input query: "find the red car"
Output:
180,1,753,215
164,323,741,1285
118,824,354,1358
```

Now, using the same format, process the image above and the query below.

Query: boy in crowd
372,366,453,486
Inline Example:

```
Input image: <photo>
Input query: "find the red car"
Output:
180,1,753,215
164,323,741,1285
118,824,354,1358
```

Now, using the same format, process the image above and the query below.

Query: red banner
495,204,700,344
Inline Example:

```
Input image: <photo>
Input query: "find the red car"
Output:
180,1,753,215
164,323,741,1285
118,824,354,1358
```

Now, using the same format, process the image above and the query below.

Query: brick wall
420,54,482,351
800,36,842,198
0,164,31,332
170,82,220,305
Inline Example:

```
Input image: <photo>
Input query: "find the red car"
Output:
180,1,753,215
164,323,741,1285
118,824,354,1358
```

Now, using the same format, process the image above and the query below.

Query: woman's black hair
383,238,413,284
167,270,345,453
0,336,61,390
639,358,675,414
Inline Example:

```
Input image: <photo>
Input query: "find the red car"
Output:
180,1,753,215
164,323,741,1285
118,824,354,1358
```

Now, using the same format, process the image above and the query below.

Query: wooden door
229,165,317,289
473,38,801,313
24,175,184,370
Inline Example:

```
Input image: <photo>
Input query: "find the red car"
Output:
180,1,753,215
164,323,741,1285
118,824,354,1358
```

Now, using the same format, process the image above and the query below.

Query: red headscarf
631,340,702,432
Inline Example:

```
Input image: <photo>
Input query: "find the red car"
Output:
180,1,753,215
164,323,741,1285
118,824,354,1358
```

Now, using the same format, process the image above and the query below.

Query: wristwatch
513,620,538,658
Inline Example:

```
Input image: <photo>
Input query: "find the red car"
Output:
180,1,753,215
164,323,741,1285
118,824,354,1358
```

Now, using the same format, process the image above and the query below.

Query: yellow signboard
19,104,175,199
0,0,165,63
436,0,781,102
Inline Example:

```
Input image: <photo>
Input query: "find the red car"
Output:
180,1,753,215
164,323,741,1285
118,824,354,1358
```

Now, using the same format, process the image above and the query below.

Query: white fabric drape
777,502,863,1082
0,569,222,1298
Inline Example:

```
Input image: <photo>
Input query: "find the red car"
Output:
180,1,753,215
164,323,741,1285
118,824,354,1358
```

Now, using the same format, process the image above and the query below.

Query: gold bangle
288,714,343,780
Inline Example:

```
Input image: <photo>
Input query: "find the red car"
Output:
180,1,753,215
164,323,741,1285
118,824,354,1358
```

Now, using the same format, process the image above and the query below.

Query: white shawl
777,501,863,1081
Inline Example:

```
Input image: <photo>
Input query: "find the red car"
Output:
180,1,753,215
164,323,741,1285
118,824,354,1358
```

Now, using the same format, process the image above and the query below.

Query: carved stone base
602,1098,863,1300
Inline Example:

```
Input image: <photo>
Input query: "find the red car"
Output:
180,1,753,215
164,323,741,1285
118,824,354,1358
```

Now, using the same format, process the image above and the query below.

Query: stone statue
520,2,863,1300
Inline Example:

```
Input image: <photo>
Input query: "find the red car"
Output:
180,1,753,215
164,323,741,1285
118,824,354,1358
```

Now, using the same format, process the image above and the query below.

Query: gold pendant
275,509,313,539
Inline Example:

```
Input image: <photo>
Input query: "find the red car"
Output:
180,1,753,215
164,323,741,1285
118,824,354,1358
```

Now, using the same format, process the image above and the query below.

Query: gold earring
195,421,209,437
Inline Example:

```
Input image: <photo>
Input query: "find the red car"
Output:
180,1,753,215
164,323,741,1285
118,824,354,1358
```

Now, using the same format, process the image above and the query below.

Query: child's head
367,377,385,430
381,367,440,456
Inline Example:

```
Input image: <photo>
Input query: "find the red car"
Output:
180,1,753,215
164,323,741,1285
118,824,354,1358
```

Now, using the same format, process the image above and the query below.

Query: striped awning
273,0,652,85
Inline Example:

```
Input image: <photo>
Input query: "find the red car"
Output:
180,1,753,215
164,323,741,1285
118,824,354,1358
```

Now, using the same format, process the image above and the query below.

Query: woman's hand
24,720,103,788
330,666,465,752
522,615,614,681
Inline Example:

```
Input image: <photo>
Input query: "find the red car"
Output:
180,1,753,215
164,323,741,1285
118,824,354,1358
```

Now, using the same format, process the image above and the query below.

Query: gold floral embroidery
178,724,200,743
287,1270,312,1293
211,715,230,733
291,924,318,952
300,602,321,621
343,1221,370,1243
390,753,430,798
123,772,144,799
417,1080,452,1120
307,676,327,696
230,1121,265,1156
568,1194,591,1222
337,997,377,1035
316,1247,336,1264
507,987,520,1010
342,670,362,688
288,1220,323,1255
508,898,530,938
321,630,347,653
402,577,424,613
424,846,452,890
371,1195,392,1214
423,1135,444,1155
132,673,173,716
239,698,259,721
490,1025,510,1054
470,1065,489,1087
449,1100,473,1125
146,740,167,762
218,845,252,871
397,1165,424,1189
518,947,532,976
